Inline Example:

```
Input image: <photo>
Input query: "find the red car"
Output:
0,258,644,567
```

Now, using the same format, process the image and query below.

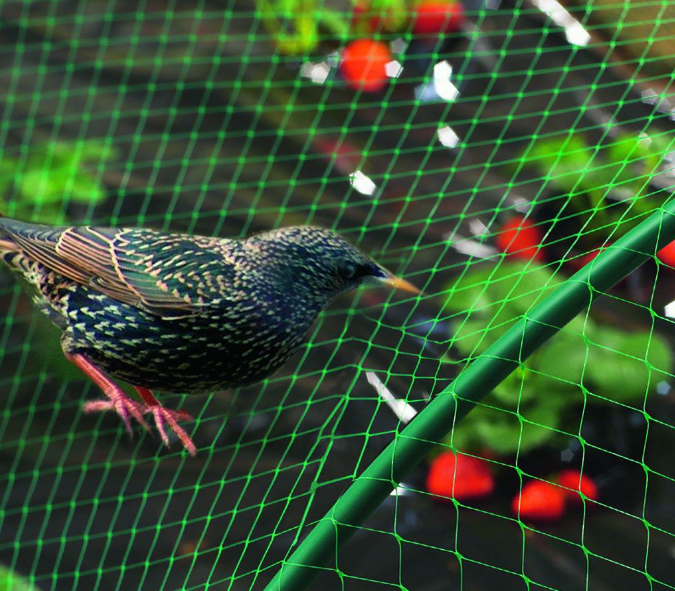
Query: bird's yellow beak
380,273,421,295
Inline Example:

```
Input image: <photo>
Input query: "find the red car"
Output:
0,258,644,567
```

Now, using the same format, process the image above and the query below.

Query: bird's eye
339,261,358,280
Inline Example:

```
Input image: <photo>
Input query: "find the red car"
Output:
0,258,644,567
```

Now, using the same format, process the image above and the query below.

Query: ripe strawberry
556,469,599,506
340,39,392,92
512,480,566,521
495,216,544,261
657,239,675,267
412,0,465,35
426,451,495,501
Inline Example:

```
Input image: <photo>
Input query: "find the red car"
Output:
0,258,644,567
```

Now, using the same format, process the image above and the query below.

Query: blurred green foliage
442,260,672,454
256,0,409,54
522,131,674,242
0,141,116,225
0,565,41,591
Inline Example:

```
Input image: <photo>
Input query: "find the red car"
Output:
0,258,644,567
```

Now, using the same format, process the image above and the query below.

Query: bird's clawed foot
83,395,151,435
133,385,196,456
145,405,196,456
83,391,196,456
68,353,197,456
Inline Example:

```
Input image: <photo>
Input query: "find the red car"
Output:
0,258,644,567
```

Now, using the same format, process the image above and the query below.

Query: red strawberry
426,451,495,501
556,469,599,506
340,39,392,92
512,480,566,521
657,239,675,267
412,0,465,35
495,216,544,261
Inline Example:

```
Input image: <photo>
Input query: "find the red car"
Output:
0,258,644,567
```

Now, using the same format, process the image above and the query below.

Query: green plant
442,260,672,454
0,141,116,224
0,565,42,591
256,0,410,55
521,131,675,242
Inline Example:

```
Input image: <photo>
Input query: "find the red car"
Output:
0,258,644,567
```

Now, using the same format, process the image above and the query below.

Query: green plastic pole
264,202,675,591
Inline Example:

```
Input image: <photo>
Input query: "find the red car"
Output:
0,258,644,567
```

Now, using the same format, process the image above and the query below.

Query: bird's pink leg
67,353,150,435
67,353,196,456
133,386,196,456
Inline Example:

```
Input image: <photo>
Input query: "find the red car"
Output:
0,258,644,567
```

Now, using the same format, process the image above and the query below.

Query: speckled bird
0,219,418,455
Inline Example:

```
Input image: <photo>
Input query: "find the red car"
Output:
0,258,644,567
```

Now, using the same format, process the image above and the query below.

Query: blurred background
1,0,675,589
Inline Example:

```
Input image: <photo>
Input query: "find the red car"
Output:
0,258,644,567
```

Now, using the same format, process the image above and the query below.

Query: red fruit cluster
342,0,465,92
512,470,599,522
495,216,545,262
426,451,495,501
426,454,600,523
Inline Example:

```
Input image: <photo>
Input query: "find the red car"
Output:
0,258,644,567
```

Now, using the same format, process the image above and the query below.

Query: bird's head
245,226,419,303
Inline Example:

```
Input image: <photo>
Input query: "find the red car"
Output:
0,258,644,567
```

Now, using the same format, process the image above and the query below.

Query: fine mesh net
1,1,675,590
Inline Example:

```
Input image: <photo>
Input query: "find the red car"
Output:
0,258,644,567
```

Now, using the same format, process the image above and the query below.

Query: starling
0,219,418,455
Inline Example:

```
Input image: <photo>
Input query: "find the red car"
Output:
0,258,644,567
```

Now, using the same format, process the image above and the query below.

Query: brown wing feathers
4,224,199,316
55,228,149,305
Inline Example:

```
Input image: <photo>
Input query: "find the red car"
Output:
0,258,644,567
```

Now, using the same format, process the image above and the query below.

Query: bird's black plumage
0,219,416,453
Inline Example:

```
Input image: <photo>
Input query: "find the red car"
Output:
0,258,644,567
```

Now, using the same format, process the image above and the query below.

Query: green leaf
522,131,670,228
317,9,351,38
450,394,566,455
69,174,106,203
525,135,596,193
78,141,119,164
531,328,588,385
0,171,14,196
8,141,113,213
584,327,673,404
444,261,565,317
0,157,18,176
605,134,664,188
444,261,585,354
0,565,42,591
17,169,64,205
441,259,674,454
368,0,408,30
492,367,540,405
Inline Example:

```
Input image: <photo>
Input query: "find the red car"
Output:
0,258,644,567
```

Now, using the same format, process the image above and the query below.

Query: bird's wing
4,223,235,319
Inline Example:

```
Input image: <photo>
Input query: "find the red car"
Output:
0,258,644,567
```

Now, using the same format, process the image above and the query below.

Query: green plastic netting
2,1,675,590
